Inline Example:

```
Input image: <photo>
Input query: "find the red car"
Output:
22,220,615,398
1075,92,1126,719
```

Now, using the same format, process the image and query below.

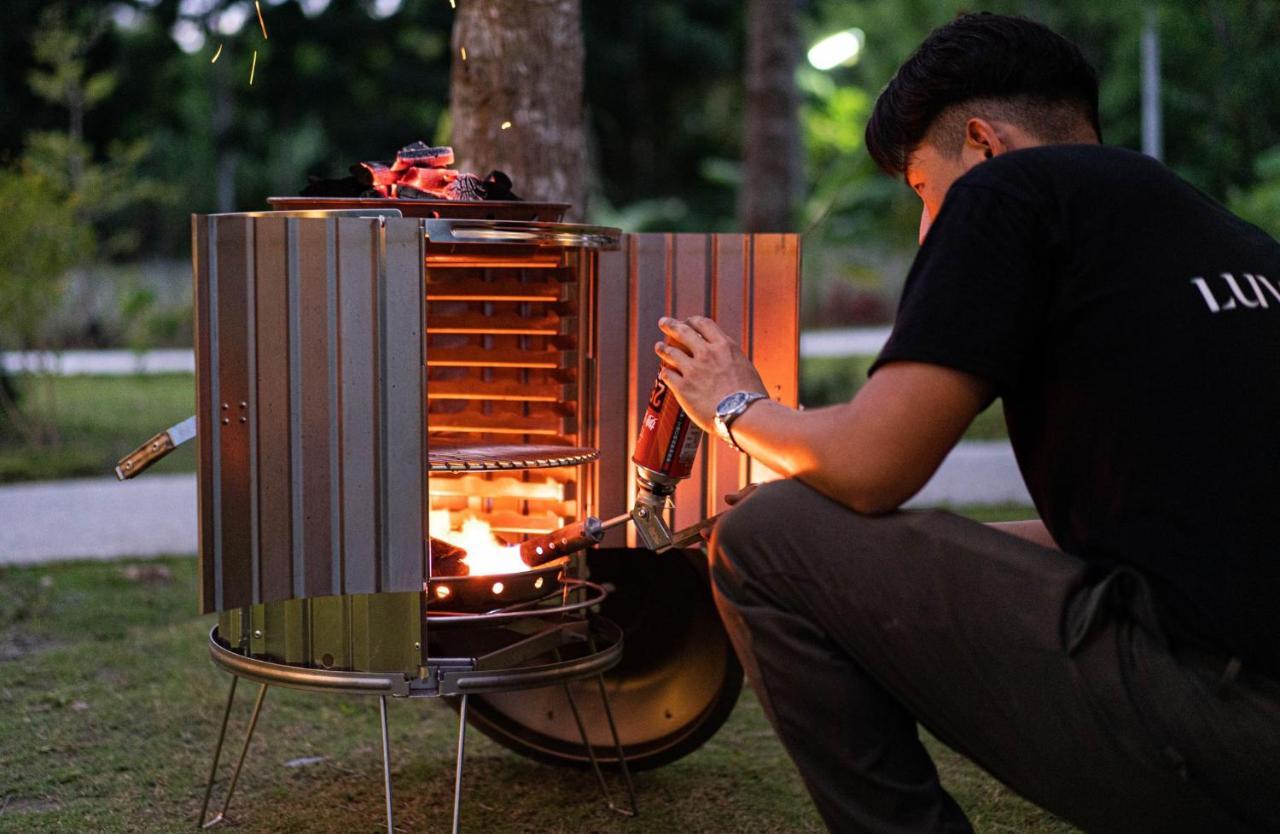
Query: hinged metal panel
195,214,426,614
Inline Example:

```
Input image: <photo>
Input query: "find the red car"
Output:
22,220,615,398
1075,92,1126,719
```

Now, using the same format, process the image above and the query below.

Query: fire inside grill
429,510,529,576
301,140,519,201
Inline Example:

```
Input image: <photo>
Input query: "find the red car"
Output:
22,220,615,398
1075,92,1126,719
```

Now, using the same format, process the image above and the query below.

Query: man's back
877,144,1280,675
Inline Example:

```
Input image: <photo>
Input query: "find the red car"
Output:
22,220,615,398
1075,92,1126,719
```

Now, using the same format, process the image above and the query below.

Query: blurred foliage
0,0,1278,336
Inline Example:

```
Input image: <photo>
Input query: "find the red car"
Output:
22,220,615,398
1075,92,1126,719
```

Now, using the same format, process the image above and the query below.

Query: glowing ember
460,46,467,61
211,43,224,64
256,0,269,39
249,50,258,85
429,509,529,576
500,120,513,130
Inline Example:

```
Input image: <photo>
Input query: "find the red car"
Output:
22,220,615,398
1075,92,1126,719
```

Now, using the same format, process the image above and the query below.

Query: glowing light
435,585,451,599
429,510,528,576
460,46,467,61
491,582,505,594
170,19,206,54
211,43,224,63
500,120,512,130
533,577,544,589
807,28,864,71
249,49,258,85
256,0,268,38
448,0,456,7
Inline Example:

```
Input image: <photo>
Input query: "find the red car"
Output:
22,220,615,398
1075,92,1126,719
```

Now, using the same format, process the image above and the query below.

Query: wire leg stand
198,679,270,829
197,675,238,829
452,694,470,834
379,695,395,834
559,671,639,817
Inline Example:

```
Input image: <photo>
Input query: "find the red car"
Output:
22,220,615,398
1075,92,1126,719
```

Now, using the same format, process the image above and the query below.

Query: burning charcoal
301,176,369,197
392,141,454,171
445,173,485,201
480,170,520,201
429,537,470,577
351,161,398,188
399,166,458,195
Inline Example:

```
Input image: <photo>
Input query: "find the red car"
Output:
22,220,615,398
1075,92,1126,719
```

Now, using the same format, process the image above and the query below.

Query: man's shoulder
954,144,1168,197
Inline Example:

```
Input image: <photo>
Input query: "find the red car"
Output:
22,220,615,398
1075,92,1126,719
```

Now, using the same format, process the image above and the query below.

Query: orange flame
429,510,529,576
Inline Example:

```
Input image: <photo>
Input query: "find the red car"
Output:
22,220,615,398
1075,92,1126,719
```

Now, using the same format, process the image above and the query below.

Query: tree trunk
739,0,803,232
450,0,587,220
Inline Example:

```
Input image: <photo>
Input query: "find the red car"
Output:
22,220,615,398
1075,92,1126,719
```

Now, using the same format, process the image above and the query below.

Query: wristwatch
714,391,768,452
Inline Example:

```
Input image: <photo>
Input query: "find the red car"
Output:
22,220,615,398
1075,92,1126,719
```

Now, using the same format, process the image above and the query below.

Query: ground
0,555,1075,833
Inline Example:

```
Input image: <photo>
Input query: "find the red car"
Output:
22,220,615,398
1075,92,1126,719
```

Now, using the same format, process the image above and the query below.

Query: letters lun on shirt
1190,272,1280,313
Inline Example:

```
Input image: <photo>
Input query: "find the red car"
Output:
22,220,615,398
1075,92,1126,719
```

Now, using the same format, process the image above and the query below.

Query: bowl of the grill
426,558,569,616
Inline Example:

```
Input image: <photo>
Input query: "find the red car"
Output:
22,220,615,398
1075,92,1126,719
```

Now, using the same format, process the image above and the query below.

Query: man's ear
964,118,1007,159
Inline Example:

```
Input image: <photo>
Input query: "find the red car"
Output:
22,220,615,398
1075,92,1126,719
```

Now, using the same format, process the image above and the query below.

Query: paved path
1,349,195,376
0,442,1029,565
0,474,197,565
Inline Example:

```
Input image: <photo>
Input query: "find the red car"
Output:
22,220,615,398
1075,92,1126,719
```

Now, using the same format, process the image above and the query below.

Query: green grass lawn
0,555,1071,833
801,356,1010,441
0,374,196,483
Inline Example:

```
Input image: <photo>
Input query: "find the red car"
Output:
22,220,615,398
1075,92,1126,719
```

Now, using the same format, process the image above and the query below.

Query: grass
0,374,195,483
0,554,1072,833
801,356,1010,441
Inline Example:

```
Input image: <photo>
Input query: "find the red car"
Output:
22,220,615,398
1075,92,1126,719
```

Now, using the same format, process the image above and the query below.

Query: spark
448,0,456,7
249,50,258,85
256,0,269,39
460,46,467,61
211,43,224,63
500,120,512,130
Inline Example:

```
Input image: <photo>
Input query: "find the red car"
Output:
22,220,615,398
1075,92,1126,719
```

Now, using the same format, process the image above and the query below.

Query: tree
449,0,587,218
738,0,803,232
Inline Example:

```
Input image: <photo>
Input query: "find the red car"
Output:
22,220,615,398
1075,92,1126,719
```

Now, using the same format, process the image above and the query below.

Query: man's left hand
655,316,768,433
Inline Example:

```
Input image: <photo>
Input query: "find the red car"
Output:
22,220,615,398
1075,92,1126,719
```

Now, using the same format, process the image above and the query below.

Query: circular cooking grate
428,440,598,472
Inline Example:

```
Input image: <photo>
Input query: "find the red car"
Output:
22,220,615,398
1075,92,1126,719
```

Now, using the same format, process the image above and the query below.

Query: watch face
717,392,748,416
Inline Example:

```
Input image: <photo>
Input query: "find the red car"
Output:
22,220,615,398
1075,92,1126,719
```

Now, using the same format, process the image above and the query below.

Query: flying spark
249,50,258,85
448,0,456,7
460,46,467,61
211,43,224,63
500,120,512,130
256,1,269,39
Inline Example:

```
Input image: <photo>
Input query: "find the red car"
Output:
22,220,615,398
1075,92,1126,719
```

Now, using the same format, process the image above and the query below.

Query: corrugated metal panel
195,215,425,614
593,233,800,546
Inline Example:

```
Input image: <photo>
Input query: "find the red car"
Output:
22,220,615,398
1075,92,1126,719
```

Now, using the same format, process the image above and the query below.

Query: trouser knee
709,479,815,589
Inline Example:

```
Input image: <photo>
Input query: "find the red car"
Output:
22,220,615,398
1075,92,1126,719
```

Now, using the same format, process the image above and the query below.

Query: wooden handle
114,430,176,481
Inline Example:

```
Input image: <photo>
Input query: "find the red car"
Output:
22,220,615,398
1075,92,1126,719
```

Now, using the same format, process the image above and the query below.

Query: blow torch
518,335,719,566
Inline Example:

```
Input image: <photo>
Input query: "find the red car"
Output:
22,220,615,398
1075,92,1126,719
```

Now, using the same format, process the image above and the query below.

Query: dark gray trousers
708,479,1280,834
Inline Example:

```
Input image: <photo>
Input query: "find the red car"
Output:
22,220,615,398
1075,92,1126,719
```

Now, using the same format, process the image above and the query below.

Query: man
654,12,1280,834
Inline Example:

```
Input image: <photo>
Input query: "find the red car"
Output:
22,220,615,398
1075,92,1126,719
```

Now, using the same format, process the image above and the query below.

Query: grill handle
423,219,621,250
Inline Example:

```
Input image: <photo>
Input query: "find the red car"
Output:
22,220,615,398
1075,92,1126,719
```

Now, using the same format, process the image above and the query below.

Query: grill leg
592,672,639,817
379,695,394,834
204,682,269,828
452,693,470,834
197,675,239,829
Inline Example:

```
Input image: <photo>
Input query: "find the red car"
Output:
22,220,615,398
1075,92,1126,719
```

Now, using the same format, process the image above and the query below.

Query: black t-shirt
871,144,1280,676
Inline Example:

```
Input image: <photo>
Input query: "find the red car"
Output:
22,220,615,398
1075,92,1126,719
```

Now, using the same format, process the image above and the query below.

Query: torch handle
518,517,606,566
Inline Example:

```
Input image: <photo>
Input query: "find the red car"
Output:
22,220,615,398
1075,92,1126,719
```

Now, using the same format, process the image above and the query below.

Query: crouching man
654,12,1280,833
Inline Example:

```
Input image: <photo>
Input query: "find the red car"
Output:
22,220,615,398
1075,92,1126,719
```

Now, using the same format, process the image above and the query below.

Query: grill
181,198,800,831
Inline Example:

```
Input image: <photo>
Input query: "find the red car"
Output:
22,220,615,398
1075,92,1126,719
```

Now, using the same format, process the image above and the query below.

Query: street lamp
807,28,865,71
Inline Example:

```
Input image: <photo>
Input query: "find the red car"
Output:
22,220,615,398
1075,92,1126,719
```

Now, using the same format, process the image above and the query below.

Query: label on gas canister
633,376,704,479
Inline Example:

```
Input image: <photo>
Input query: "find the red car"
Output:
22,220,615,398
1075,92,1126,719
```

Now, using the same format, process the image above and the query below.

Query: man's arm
655,316,990,515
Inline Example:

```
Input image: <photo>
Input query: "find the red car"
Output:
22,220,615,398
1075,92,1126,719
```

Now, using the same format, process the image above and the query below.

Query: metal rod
452,694,469,834
593,671,638,817
379,695,394,834
557,649,615,811
197,675,239,829
211,683,269,825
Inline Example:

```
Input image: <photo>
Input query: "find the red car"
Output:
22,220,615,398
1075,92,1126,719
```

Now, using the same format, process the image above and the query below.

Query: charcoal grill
184,198,800,831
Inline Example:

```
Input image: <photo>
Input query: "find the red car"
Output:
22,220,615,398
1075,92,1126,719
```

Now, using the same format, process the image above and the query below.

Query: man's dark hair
865,13,1102,176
